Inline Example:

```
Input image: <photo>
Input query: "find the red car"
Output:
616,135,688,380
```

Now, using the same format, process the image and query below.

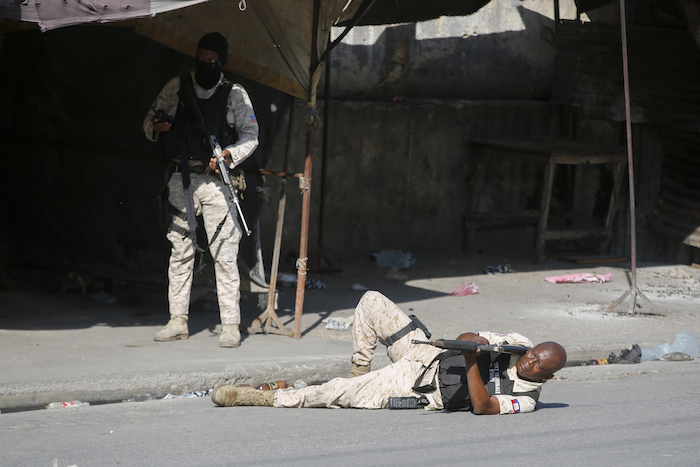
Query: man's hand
209,150,232,173
456,332,501,415
152,117,172,133
456,332,490,350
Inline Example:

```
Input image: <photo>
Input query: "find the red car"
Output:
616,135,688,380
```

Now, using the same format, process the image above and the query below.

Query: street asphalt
1,252,699,412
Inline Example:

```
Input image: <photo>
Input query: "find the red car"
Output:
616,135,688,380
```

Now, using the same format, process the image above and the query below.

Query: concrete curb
0,344,643,412
0,357,353,412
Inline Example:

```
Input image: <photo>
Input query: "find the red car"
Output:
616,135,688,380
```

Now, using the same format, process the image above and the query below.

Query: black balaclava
195,32,228,89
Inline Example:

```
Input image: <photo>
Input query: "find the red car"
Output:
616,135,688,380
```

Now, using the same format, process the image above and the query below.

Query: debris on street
305,279,326,289
450,281,480,296
482,263,511,275
162,389,212,400
583,333,700,365
323,316,353,331
641,332,700,361
372,250,416,270
545,273,612,284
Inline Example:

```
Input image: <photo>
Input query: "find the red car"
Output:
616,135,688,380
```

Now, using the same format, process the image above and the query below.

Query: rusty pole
293,125,314,338
292,0,322,338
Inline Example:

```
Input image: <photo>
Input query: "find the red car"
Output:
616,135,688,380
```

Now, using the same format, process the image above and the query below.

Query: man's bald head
516,341,567,382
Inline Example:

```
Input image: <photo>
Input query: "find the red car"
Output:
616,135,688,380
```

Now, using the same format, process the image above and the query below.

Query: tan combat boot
219,324,241,348
154,314,189,341
211,385,274,407
350,362,371,378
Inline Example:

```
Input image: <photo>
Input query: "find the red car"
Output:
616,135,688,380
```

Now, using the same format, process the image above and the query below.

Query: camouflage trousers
273,291,445,409
166,172,242,325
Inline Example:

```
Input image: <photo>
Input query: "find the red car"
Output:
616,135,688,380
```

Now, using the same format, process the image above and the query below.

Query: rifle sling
412,350,460,394
379,315,430,347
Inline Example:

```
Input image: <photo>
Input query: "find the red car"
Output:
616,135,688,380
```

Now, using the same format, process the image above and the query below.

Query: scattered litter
162,389,212,399
583,336,700,365
277,273,297,287
323,316,353,331
580,344,642,366
372,250,416,269
351,283,369,291
658,268,698,280
325,319,351,331
607,344,642,364
257,380,288,390
482,263,511,275
305,279,326,289
46,400,89,409
385,268,408,282
662,352,694,361
450,281,480,296
581,358,609,366
91,291,118,305
641,332,700,362
545,273,612,284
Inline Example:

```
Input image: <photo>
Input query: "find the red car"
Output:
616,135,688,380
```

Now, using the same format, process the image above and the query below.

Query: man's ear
541,373,555,382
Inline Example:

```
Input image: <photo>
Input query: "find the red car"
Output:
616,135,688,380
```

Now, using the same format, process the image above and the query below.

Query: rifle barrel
411,339,527,355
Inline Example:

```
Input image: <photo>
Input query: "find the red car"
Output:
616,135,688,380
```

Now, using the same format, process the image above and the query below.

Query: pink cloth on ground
544,273,612,284
451,281,480,296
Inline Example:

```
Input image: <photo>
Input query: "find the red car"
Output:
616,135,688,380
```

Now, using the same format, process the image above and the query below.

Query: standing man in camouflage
143,32,259,348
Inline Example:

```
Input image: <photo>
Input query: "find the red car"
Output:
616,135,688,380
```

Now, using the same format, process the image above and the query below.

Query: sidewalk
1,252,699,411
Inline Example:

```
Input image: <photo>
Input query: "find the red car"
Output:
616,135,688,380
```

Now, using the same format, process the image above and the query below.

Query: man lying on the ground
212,291,567,414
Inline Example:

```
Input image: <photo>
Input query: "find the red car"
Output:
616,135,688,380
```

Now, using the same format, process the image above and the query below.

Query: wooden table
466,138,627,262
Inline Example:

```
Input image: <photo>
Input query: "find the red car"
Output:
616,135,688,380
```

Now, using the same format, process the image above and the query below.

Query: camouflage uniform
273,291,445,409
143,71,258,327
273,291,544,412
166,172,242,324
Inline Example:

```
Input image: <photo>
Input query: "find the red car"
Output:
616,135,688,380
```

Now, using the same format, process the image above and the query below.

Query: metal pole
621,0,637,304
293,0,322,338
608,0,654,314
293,125,313,338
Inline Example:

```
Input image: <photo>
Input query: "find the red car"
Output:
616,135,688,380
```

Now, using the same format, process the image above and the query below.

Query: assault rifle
178,77,251,236
411,339,527,355
207,134,252,236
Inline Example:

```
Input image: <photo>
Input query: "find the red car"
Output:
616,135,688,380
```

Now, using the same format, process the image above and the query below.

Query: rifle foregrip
434,339,479,352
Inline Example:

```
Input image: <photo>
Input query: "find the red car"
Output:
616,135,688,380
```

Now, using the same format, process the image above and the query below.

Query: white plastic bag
640,332,700,361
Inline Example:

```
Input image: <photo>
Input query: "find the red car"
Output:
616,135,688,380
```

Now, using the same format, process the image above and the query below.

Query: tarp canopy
128,0,364,99
0,0,208,32
0,0,370,100
0,1,515,99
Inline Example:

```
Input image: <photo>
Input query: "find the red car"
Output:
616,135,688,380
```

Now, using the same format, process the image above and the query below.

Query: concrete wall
253,0,648,266
258,98,625,265
324,0,582,101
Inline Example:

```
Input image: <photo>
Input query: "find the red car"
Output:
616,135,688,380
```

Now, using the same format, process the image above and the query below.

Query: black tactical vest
438,350,540,412
169,73,237,164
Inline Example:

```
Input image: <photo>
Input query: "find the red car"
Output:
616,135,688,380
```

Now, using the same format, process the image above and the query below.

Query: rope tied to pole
296,257,308,275
299,176,311,193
